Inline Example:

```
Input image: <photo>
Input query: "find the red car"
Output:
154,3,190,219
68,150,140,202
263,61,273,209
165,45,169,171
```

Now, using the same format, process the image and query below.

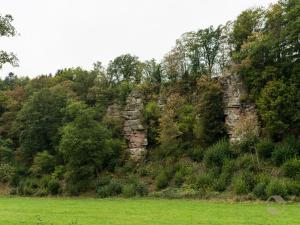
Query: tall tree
0,14,18,69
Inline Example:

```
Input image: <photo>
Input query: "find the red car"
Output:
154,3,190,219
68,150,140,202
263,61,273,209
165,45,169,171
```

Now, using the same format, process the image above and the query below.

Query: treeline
0,0,299,199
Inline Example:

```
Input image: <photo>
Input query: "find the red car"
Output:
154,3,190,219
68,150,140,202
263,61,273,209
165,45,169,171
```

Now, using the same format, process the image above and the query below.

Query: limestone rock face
123,90,147,161
219,72,259,143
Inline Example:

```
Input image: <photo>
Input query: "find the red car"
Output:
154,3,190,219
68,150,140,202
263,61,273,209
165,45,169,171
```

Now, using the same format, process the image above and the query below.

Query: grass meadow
0,197,299,225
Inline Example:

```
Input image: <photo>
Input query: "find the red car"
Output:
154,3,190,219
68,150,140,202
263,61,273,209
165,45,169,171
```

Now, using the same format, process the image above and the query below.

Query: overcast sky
1,0,277,78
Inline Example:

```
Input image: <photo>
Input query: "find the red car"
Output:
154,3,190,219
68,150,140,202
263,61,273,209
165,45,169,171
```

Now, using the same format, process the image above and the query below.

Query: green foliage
60,102,121,195
204,139,231,168
30,151,55,177
232,172,256,195
96,179,123,198
194,173,213,191
257,81,297,138
0,14,18,69
17,88,68,163
0,163,15,183
256,138,274,159
266,179,287,198
253,182,268,200
47,179,60,195
122,178,148,197
156,169,173,190
282,159,300,179
272,142,298,166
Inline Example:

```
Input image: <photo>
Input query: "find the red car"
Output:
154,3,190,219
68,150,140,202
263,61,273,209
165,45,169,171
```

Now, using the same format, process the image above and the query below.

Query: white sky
0,0,277,78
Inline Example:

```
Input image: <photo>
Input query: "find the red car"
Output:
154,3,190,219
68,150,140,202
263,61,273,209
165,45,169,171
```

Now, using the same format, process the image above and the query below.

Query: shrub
272,144,297,166
48,179,60,195
155,172,169,190
253,182,268,199
214,161,236,192
235,154,258,172
0,146,14,164
232,172,256,195
97,179,123,198
188,148,204,162
0,163,15,183
286,180,300,196
194,173,213,191
30,151,55,176
17,178,39,195
204,139,231,168
256,138,274,159
174,171,185,187
266,180,287,198
123,179,148,197
282,159,300,179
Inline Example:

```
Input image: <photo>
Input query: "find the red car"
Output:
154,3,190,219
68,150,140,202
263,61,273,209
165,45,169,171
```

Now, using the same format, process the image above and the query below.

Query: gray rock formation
219,71,259,143
123,89,147,161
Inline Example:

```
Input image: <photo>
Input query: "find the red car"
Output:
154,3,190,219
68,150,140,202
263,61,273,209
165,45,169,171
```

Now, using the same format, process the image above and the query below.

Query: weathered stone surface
219,71,259,143
123,89,147,161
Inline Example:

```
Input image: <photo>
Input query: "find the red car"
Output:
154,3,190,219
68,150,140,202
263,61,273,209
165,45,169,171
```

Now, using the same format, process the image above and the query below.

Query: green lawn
0,197,299,225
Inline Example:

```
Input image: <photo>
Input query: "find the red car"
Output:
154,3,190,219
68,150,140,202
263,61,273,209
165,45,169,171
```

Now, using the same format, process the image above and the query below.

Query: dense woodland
0,0,299,200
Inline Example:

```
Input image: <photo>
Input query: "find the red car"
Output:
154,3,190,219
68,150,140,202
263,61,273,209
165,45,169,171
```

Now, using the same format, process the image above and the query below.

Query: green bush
96,179,123,198
282,159,300,179
272,141,298,166
188,148,204,162
232,172,256,195
194,173,213,191
30,151,55,177
235,154,258,172
17,178,39,196
253,182,268,199
155,172,169,190
0,163,15,183
266,180,287,198
48,179,60,195
174,171,185,187
123,180,148,197
286,180,300,196
204,139,231,168
214,160,236,192
256,138,274,159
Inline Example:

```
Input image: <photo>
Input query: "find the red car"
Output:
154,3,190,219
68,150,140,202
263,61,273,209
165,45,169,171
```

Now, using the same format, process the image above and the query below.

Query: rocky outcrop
219,71,259,143
123,90,147,161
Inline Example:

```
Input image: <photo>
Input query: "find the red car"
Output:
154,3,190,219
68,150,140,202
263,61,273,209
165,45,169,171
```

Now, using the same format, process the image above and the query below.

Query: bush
214,160,236,192
194,173,213,191
272,143,297,166
256,139,274,159
232,172,256,195
286,180,300,196
48,179,60,195
188,148,204,162
235,154,258,172
0,163,15,183
253,182,268,199
123,179,148,197
266,180,287,198
204,139,231,168
17,178,39,195
96,179,123,198
174,171,185,187
282,159,300,179
30,151,55,176
155,172,169,190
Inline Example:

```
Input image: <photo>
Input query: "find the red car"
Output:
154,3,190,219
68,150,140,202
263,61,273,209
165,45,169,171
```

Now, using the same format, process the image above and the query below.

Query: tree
107,54,143,84
16,88,68,163
59,102,122,194
231,8,264,53
0,14,18,69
